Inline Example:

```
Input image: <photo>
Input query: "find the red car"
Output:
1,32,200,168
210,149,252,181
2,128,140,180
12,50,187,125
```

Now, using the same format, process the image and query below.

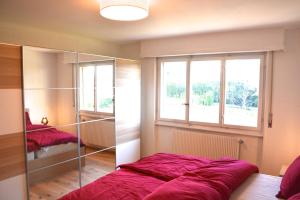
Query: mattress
36,143,78,158
231,173,282,200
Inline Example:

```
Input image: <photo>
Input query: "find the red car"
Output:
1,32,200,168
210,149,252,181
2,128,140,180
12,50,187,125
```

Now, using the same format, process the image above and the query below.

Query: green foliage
165,81,258,109
192,82,219,106
166,83,185,98
100,98,113,108
226,82,258,108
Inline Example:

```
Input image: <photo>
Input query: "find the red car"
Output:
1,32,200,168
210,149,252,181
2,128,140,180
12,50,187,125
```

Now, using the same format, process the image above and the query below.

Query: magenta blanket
144,158,258,200
26,124,83,152
58,169,165,200
27,140,40,152
289,193,300,200
119,153,211,181
60,153,258,200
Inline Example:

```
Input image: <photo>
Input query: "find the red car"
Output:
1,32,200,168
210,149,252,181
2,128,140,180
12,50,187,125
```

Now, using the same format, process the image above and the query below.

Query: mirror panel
78,53,115,122
80,150,115,187
24,89,77,126
77,52,116,157
23,48,117,200
23,46,80,200
79,119,115,156
115,59,141,166
29,158,80,200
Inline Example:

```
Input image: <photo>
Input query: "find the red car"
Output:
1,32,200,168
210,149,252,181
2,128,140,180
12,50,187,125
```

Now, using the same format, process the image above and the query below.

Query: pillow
25,112,32,126
277,156,300,199
289,193,300,200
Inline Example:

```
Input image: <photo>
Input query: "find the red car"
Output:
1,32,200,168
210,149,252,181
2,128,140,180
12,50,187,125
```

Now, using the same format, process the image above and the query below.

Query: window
160,60,187,120
224,59,261,127
80,62,114,114
158,54,264,129
190,60,221,124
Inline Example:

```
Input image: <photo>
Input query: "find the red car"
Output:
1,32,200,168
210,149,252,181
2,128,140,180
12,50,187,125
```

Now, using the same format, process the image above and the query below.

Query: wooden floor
29,149,115,200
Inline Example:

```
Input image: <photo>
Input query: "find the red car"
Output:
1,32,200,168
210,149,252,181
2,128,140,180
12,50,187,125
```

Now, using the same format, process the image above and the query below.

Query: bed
25,112,85,185
26,123,84,159
59,153,283,200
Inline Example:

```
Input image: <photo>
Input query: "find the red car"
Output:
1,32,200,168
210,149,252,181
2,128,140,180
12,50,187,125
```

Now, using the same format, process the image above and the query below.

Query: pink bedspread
144,158,258,200
26,124,82,152
289,193,300,200
27,140,40,152
58,169,165,200
59,153,258,200
119,153,211,181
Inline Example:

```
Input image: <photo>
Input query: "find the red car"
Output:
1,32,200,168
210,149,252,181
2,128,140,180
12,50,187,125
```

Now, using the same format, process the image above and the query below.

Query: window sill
155,120,264,138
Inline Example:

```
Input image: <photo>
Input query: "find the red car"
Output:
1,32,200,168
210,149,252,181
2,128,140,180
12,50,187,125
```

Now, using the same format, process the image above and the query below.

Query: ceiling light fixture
99,0,149,21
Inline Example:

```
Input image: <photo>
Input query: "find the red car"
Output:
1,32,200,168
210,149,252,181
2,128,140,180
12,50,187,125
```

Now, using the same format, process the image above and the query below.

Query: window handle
182,103,189,106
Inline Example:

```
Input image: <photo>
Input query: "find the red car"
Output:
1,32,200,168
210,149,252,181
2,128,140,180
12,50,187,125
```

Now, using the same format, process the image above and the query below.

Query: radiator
172,128,243,159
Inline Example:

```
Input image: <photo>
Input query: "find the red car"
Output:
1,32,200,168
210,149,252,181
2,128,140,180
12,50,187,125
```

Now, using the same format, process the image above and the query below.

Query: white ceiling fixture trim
99,0,149,21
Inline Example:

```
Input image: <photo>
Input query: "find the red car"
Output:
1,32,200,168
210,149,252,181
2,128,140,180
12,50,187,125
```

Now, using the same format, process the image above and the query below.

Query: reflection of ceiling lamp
99,0,149,21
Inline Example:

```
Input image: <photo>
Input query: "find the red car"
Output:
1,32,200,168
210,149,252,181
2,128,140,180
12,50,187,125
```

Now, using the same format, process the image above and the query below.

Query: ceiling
1,0,300,44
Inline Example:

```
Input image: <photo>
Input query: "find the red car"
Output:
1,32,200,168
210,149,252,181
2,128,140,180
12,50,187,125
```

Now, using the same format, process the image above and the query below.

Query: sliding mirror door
21,47,141,199
77,53,116,187
23,47,81,199
115,59,141,166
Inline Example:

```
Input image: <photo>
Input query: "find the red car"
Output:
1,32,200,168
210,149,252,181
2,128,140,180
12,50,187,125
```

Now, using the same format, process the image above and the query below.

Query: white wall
261,28,300,175
119,42,141,60
141,28,285,57
55,53,78,134
0,22,141,59
141,58,156,156
140,28,300,176
23,48,58,125
0,22,121,57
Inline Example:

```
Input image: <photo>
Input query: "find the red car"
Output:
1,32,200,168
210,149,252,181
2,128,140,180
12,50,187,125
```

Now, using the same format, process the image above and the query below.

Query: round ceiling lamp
99,0,149,21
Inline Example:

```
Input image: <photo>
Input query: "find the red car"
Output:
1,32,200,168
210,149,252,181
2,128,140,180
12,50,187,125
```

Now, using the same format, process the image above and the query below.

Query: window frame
156,53,266,132
79,60,115,116
157,56,190,124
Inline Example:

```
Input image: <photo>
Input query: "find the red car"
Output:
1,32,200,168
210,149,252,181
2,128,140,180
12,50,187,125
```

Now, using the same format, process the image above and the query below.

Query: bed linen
142,158,258,200
119,153,211,181
26,124,83,152
27,140,40,152
58,169,165,200
60,153,258,200
289,193,300,200
230,173,282,200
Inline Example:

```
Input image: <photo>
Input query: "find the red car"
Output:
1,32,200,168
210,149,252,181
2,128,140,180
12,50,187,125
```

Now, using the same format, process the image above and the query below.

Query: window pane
224,59,261,127
96,65,114,113
160,61,187,120
80,66,95,111
189,60,221,123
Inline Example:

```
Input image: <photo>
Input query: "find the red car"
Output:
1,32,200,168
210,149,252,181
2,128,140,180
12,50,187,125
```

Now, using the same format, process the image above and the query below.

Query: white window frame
79,61,115,116
156,53,266,132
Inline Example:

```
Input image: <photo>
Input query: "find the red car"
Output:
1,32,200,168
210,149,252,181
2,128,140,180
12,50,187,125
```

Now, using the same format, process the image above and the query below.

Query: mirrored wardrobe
22,46,140,200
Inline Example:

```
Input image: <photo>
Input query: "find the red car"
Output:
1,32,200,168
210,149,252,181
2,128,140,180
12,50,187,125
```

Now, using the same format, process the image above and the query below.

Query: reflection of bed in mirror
21,46,134,200
25,111,85,185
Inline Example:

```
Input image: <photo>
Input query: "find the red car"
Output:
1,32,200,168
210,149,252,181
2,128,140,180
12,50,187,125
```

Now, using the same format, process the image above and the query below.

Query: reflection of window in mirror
79,62,114,114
